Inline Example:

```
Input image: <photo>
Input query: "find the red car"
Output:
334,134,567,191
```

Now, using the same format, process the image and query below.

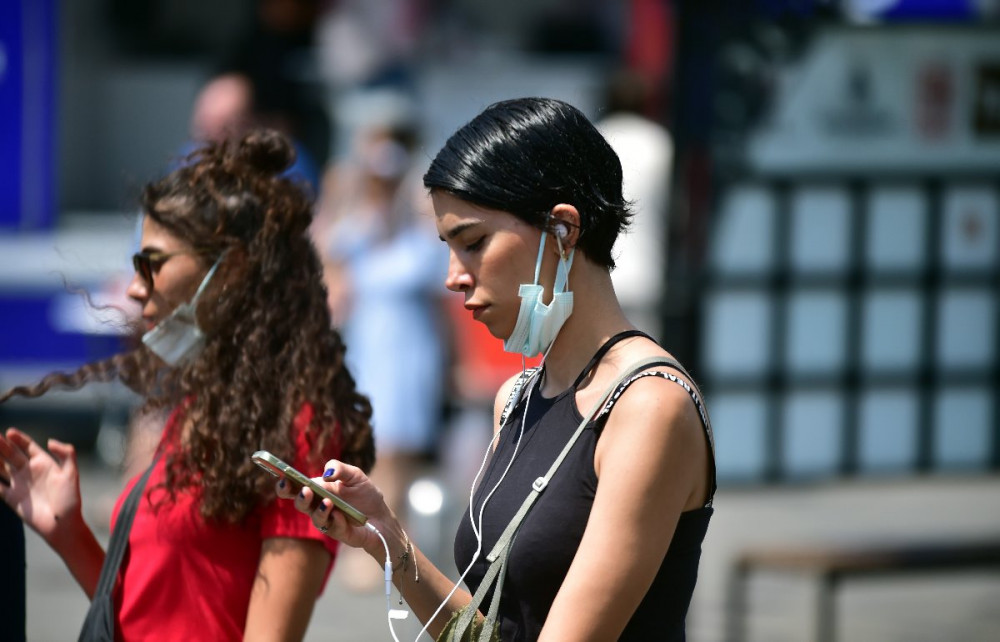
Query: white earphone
554,224,568,239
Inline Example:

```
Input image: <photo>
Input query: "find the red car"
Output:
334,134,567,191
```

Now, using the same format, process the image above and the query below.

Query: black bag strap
90,456,158,610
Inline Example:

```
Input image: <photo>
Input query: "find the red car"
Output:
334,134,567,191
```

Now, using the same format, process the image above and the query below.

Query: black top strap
570,329,654,390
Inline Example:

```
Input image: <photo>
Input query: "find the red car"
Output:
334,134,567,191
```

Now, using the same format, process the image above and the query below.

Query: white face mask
503,231,575,357
142,258,222,366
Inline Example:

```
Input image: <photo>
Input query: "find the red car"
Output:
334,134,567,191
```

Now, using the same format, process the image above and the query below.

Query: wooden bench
726,538,1000,642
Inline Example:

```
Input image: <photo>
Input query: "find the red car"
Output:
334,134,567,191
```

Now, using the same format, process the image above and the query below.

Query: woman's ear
548,204,581,254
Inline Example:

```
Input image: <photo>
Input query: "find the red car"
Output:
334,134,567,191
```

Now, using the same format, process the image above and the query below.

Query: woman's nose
125,271,149,303
444,252,472,293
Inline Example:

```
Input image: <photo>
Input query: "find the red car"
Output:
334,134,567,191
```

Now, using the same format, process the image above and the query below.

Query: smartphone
251,450,367,526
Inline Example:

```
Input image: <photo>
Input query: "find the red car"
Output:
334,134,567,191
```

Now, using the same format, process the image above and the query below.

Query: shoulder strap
91,455,159,600
595,358,717,505
594,356,698,423
450,357,668,641
497,367,541,429
571,329,651,389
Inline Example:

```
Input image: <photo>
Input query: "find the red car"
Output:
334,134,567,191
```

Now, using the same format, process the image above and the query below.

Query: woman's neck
537,268,633,397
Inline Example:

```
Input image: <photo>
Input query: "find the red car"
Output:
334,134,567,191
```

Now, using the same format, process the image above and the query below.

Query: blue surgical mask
503,231,575,357
142,258,222,366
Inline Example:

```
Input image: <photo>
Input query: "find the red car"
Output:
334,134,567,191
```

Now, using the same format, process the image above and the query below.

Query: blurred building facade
699,19,1000,482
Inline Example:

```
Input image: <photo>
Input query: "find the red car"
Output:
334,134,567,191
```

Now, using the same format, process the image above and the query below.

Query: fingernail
298,489,305,498
321,499,331,510
278,479,286,489
323,467,335,479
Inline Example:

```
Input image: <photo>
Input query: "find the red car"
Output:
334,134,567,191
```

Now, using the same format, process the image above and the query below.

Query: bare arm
51,513,106,600
538,376,710,641
243,537,331,642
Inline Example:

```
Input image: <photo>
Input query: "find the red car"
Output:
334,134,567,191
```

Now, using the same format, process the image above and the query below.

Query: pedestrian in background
311,115,448,591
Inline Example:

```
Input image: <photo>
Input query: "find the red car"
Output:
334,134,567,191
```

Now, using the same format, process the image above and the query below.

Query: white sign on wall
747,27,1000,174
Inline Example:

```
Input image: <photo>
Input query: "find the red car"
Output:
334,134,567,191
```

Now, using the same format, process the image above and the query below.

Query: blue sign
0,0,56,230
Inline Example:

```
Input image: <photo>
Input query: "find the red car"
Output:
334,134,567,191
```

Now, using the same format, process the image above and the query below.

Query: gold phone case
252,450,367,526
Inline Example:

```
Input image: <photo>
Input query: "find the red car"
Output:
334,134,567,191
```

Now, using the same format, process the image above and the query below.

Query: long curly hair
1,130,375,523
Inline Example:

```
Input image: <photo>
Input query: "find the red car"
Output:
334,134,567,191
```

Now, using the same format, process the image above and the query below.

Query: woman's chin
486,323,512,342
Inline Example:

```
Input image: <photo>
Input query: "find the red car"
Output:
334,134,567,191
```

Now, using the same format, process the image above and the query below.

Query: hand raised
0,428,84,544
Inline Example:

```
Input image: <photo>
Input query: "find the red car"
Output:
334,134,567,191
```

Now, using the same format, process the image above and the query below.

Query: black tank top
453,331,716,641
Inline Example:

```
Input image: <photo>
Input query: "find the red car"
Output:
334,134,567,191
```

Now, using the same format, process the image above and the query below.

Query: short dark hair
423,97,631,269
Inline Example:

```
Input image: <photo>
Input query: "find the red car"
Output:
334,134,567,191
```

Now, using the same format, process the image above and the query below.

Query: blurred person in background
223,0,332,170
186,71,323,193
597,69,674,341
181,0,331,192
315,0,430,91
0,130,374,641
283,97,717,641
311,113,449,591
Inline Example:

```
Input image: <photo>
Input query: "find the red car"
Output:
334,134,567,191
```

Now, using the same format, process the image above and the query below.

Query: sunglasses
132,250,197,285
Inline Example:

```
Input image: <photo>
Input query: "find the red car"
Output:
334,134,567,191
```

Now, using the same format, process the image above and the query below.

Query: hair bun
238,129,295,176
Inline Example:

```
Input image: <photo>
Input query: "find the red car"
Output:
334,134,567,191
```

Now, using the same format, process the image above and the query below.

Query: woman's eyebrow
440,220,482,241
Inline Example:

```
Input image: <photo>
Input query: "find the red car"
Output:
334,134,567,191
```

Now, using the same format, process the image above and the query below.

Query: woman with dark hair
283,97,716,641
0,130,375,641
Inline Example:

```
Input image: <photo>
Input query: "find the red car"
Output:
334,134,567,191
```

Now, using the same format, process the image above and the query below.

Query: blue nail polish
298,489,305,498
278,479,286,489
321,499,331,510
323,467,335,479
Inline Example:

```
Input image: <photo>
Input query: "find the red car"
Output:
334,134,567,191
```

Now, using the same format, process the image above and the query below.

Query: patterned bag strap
449,357,670,641
497,367,541,429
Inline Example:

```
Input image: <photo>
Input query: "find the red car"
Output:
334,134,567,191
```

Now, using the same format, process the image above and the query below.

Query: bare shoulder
594,365,710,506
604,369,701,433
594,347,707,461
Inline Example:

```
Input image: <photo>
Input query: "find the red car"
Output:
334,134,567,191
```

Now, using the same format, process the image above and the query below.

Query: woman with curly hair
0,129,375,641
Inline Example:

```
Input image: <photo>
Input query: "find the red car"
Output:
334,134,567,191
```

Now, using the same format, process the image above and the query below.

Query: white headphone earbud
554,224,568,239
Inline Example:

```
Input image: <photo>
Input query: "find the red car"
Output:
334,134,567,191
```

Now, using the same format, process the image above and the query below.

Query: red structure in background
446,294,540,405
626,0,675,118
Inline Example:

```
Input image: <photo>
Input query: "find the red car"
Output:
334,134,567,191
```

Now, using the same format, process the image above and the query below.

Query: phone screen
251,450,367,526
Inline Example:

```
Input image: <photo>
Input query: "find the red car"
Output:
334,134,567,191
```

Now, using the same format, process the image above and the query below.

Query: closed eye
465,236,486,253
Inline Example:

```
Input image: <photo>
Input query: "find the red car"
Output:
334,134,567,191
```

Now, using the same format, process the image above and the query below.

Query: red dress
109,404,339,641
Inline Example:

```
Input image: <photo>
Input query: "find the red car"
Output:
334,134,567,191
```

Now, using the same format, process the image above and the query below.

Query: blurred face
434,192,554,341
126,216,209,332
189,74,253,142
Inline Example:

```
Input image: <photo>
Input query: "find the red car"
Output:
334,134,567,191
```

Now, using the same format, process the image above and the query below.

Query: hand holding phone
251,450,367,526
